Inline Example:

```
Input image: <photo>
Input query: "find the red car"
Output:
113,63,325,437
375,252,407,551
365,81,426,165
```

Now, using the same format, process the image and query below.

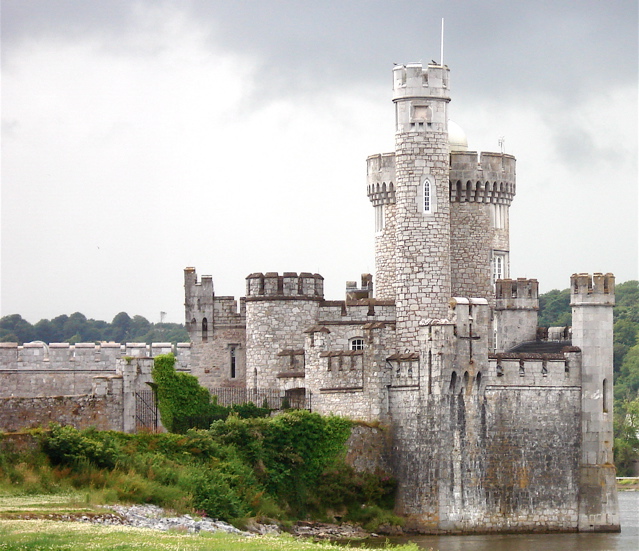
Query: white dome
448,120,468,152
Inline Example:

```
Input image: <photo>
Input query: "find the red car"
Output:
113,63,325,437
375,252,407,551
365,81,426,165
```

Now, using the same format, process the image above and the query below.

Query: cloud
1,0,637,323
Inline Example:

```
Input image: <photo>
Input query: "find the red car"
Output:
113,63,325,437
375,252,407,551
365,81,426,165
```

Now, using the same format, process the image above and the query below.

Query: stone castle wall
0,342,189,399
0,357,158,434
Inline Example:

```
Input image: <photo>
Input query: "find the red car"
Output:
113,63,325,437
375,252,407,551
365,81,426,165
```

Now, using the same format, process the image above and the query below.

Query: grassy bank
0,519,420,551
0,493,420,551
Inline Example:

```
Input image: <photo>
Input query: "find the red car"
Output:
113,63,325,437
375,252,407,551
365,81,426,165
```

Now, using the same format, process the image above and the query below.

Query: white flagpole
440,18,445,66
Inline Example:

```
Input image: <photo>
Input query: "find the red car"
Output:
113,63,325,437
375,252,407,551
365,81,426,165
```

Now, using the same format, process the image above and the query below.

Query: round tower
449,150,516,300
392,62,452,345
367,153,396,300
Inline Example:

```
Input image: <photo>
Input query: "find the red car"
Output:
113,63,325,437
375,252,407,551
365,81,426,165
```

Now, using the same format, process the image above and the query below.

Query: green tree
0,314,35,343
614,395,639,476
109,312,132,342
537,288,571,327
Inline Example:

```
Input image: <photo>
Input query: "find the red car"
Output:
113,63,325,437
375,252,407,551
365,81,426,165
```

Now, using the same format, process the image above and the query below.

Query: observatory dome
448,120,468,152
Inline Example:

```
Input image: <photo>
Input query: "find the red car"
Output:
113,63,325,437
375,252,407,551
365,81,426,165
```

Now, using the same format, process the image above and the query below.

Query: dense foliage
152,354,271,433
538,280,639,474
0,419,397,525
0,312,188,344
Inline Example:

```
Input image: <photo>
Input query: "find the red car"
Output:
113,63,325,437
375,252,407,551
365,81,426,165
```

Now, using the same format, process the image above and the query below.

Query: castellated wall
386,301,584,533
0,342,190,399
0,358,159,434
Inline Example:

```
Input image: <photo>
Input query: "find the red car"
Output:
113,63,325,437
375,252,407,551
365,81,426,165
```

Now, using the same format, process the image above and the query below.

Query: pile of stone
99,504,249,535
291,521,370,540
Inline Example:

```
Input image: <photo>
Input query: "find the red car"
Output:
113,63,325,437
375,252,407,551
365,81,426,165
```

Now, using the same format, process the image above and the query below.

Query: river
350,492,639,550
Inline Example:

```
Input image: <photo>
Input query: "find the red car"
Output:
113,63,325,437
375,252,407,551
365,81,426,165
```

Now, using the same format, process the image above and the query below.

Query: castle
183,62,619,532
0,61,619,533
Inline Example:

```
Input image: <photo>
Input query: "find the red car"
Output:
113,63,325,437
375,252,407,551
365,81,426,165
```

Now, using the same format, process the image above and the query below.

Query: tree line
0,312,189,345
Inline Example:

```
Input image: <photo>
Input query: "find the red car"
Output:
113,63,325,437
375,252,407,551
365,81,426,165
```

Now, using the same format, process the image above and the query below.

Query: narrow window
230,346,236,379
375,205,385,232
201,318,208,342
424,179,432,213
350,338,365,351
603,379,608,413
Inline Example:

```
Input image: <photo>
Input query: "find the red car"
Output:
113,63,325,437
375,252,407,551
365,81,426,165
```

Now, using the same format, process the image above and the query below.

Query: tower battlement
495,278,539,307
392,62,450,100
366,153,396,206
570,273,615,304
449,151,516,205
184,267,213,295
245,272,324,300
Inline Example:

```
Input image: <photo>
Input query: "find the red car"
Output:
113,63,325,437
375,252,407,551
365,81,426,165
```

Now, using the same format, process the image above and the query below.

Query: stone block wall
0,357,160,434
0,377,124,433
449,202,493,300
0,342,191,399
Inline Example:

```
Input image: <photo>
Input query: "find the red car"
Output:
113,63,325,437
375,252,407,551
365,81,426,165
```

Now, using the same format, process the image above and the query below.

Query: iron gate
135,389,159,432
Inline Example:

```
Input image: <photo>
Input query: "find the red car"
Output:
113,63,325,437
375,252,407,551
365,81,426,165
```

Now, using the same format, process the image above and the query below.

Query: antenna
440,18,445,66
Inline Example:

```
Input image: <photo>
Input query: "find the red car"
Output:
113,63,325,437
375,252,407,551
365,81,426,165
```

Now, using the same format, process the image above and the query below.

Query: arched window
350,338,365,351
201,318,208,342
423,178,432,213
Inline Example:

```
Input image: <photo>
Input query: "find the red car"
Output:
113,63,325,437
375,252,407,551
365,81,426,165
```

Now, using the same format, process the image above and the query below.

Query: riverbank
617,477,639,491
0,493,386,549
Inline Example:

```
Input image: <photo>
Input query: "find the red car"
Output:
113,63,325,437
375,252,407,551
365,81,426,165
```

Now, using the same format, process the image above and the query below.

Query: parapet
570,273,615,306
450,151,516,205
392,62,450,101
346,274,374,301
245,272,324,300
495,278,539,310
184,267,214,295
367,153,396,206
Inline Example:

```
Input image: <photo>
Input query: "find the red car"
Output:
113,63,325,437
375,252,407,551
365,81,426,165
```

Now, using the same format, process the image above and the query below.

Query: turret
494,278,538,352
570,272,619,532
184,267,214,343
392,63,452,344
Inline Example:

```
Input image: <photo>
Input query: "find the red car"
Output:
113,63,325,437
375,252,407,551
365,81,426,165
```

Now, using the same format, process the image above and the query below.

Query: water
351,492,639,550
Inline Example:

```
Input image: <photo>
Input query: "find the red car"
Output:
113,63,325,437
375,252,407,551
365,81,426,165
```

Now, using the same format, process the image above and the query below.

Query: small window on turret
423,179,432,213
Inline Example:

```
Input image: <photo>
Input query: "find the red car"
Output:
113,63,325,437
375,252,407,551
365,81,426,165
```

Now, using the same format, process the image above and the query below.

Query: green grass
0,519,421,551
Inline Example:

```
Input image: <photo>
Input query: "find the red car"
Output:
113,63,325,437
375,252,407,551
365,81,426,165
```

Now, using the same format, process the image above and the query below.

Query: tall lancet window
423,178,432,213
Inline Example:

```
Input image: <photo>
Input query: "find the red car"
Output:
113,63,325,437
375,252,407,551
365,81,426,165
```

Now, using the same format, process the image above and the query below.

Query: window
375,205,385,232
491,252,508,284
230,346,237,379
350,338,365,351
423,179,432,213
201,318,208,342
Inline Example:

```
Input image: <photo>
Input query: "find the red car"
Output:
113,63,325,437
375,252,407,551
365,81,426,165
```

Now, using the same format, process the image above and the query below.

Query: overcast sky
1,0,637,325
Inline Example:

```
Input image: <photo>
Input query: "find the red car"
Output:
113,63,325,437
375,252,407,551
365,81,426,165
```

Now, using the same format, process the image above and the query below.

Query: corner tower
571,273,619,532
393,63,452,344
